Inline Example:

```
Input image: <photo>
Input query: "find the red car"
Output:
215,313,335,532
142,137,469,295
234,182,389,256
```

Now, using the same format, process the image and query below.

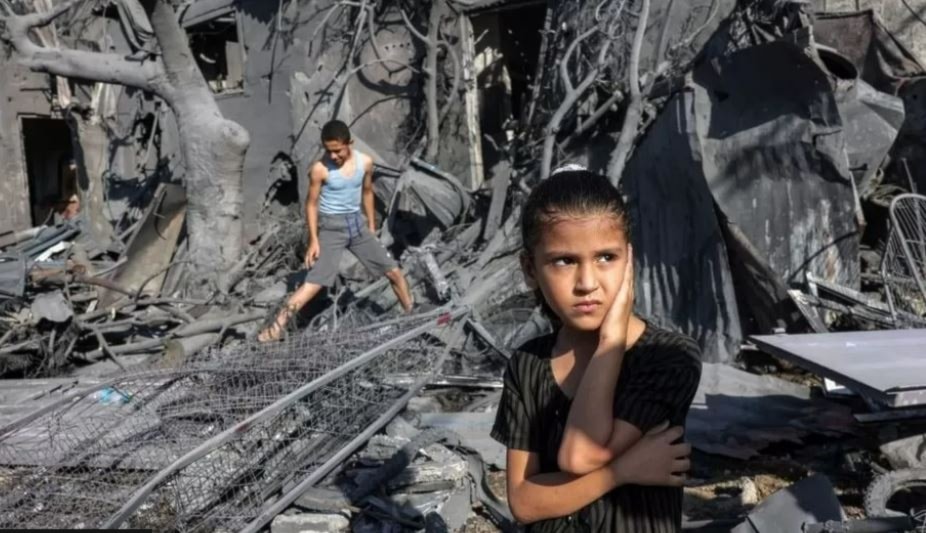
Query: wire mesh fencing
0,307,466,531
882,194,926,326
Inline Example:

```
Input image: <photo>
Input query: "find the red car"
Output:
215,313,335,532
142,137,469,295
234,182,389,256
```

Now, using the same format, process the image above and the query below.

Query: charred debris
1,0,926,531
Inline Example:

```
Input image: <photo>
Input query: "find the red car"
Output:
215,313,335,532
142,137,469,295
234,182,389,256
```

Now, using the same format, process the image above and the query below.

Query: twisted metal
0,307,466,531
882,194,926,326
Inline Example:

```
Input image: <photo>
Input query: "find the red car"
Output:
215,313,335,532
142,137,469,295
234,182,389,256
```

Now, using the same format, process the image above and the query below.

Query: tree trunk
67,111,114,245
0,0,249,280
142,0,249,282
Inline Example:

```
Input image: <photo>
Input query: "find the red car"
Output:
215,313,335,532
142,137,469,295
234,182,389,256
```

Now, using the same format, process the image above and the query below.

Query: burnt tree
0,0,249,280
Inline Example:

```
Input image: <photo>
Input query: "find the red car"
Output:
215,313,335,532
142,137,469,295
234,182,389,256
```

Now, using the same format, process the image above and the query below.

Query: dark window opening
471,4,545,167
186,14,244,94
21,118,75,226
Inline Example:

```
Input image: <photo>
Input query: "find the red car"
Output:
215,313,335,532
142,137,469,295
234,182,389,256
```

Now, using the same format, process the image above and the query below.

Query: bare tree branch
0,0,170,97
401,3,458,161
524,1,554,127
608,0,650,185
560,27,596,96
345,0,369,69
438,32,461,124
561,88,624,147
656,0,675,63
670,0,720,53
424,0,443,161
541,21,618,180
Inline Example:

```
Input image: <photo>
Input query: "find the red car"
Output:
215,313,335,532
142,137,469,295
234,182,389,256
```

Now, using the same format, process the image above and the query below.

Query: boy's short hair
321,120,352,143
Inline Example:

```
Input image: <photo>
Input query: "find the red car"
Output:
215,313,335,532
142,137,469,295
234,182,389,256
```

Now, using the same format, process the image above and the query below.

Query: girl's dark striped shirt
491,323,702,533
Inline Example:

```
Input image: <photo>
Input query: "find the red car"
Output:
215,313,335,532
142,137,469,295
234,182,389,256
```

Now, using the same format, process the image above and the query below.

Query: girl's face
522,213,629,333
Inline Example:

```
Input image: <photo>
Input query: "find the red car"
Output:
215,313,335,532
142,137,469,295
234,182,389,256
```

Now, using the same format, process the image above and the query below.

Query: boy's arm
304,164,325,266
507,424,690,524
361,156,376,233
306,164,325,241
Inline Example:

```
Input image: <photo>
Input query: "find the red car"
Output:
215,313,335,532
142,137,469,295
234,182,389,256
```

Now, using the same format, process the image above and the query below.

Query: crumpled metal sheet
833,77,905,198
398,162,471,229
813,10,926,94
625,40,876,361
623,90,743,364
814,10,926,193
693,41,860,290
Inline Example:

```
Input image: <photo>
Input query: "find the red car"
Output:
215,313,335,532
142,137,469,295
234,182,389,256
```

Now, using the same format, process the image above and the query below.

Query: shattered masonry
2,0,926,532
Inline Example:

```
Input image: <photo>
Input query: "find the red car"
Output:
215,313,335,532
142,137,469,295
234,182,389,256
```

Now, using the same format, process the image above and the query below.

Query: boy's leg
384,268,414,313
349,224,414,313
258,283,323,342
258,216,346,342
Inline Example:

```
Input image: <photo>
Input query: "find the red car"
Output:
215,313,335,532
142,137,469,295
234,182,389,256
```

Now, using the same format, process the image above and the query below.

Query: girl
491,168,702,532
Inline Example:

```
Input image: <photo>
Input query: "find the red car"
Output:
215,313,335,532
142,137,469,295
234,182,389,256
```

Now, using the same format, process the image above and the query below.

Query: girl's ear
520,253,538,289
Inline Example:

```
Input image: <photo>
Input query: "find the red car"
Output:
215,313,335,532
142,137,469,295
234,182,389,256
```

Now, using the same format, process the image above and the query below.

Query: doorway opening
470,2,546,168
21,117,75,226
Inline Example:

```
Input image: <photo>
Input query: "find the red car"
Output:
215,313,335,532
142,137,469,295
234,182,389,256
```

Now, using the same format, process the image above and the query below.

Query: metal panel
751,329,926,407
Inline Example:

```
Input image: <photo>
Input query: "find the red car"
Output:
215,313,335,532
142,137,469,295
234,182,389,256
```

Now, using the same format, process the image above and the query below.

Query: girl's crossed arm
507,424,690,524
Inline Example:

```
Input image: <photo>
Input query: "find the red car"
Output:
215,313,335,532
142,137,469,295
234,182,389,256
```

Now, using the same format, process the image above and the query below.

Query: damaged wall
814,0,926,65
0,54,67,234
3,0,475,245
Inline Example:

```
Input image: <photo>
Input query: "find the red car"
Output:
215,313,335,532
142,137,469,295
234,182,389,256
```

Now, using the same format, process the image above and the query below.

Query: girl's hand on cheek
599,245,634,349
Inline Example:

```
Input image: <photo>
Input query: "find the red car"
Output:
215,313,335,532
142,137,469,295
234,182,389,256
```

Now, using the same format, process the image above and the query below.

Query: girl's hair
520,169,630,257
520,169,630,322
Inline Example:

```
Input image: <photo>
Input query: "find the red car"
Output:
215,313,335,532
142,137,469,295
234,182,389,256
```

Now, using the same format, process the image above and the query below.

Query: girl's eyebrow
541,246,624,257
542,250,577,258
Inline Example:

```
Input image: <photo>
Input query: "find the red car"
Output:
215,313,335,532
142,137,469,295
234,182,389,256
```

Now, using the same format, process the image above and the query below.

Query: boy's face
522,214,629,333
323,139,352,167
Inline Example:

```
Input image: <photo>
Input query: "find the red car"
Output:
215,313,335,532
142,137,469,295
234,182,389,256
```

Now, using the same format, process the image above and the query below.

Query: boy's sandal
257,322,286,343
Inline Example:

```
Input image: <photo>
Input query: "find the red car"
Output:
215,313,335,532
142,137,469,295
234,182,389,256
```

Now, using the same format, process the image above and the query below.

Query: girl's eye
597,254,615,263
552,257,574,267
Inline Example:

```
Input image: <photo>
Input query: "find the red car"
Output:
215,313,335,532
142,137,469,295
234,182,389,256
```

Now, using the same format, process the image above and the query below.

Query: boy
259,121,414,341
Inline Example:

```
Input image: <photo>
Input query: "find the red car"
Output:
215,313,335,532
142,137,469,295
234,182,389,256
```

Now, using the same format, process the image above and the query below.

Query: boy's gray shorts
304,212,398,287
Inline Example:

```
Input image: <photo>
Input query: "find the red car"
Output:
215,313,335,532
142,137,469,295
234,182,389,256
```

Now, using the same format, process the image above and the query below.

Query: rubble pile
2,0,926,532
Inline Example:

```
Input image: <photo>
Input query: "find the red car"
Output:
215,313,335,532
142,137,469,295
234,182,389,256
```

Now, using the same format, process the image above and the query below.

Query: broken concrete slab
270,512,350,533
731,475,843,533
99,183,186,307
416,412,506,469
30,290,72,323
352,452,469,491
293,487,351,515
880,432,926,470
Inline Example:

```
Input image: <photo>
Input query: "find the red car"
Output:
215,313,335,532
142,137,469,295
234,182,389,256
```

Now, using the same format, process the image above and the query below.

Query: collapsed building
1,0,926,531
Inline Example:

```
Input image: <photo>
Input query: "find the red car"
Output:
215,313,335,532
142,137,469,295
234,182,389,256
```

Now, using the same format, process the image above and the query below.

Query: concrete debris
29,291,73,324
416,412,506,469
3,0,926,532
731,475,843,533
270,512,350,533
879,432,926,470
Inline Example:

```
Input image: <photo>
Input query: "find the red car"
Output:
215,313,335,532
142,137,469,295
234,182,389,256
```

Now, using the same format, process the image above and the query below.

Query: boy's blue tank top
318,151,367,215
